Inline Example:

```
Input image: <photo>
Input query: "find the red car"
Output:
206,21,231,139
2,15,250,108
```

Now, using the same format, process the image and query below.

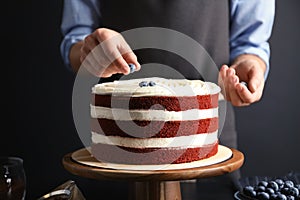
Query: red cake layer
91,142,218,165
91,118,218,138
91,94,218,111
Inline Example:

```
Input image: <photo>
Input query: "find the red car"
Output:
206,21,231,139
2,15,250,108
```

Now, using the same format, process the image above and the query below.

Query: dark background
7,0,300,199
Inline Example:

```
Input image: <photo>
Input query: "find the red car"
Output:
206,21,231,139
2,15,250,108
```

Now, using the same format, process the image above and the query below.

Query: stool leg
129,181,182,200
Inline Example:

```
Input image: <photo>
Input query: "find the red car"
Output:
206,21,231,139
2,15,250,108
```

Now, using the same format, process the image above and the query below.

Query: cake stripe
91,118,218,138
91,142,218,165
91,131,218,148
91,93,219,111
90,105,218,121
92,77,220,97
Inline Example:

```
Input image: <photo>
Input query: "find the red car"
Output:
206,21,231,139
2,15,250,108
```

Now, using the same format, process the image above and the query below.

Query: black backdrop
8,0,300,199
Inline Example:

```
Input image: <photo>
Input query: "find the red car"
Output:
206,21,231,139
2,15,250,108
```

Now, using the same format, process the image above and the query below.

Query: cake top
92,77,220,97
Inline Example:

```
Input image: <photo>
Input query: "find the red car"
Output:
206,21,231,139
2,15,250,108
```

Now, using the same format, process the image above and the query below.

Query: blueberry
128,63,135,73
256,185,267,192
259,181,269,187
243,185,256,197
268,181,280,192
249,190,257,198
139,81,148,87
266,188,276,195
281,188,290,195
257,192,270,200
276,193,287,200
270,193,278,200
240,81,248,88
285,181,295,188
287,195,295,200
288,187,299,197
148,81,156,86
275,179,285,189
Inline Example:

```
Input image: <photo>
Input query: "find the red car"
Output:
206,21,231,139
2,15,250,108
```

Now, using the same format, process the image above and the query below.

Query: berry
128,63,135,73
256,185,266,192
139,81,148,87
259,181,269,187
270,193,278,200
287,195,295,200
240,81,248,88
276,193,287,200
285,181,295,188
243,185,256,197
268,181,280,192
241,178,299,200
281,188,290,195
248,190,257,198
288,187,299,197
148,81,156,86
257,192,270,200
266,188,276,195
275,179,285,189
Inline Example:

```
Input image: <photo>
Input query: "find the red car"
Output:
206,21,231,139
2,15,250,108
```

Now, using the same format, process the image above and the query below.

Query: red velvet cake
90,77,220,165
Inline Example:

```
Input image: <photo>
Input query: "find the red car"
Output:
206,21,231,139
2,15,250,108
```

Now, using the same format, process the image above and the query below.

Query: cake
90,77,220,165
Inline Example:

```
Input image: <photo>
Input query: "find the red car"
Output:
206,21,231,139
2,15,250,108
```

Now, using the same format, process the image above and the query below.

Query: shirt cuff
230,45,270,80
60,34,89,71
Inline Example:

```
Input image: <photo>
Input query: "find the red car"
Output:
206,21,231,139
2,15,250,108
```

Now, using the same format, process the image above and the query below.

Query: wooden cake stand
62,146,244,200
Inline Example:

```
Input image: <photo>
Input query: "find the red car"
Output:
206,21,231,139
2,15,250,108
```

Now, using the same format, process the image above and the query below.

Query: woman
60,0,275,197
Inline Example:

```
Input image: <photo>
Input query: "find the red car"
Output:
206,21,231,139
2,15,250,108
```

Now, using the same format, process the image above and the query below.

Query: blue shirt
60,0,275,78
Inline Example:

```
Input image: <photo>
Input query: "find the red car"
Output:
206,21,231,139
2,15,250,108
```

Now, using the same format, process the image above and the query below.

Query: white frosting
90,105,218,121
91,131,218,148
92,77,220,97
74,145,231,171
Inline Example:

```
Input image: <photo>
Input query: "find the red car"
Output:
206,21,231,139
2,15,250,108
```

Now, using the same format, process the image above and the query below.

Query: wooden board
71,145,232,171
62,146,244,182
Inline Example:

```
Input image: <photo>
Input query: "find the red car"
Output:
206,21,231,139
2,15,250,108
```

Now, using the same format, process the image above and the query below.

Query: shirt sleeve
60,0,101,70
230,0,275,79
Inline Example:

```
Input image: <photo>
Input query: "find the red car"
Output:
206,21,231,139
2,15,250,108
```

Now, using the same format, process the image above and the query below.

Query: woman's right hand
80,28,140,77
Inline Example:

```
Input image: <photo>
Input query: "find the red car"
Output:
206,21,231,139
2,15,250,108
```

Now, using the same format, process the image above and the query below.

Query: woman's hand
218,54,266,106
73,28,141,77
